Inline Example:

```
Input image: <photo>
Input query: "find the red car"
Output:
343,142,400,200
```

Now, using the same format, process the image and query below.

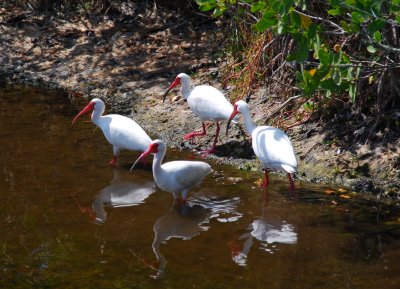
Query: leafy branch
196,0,400,128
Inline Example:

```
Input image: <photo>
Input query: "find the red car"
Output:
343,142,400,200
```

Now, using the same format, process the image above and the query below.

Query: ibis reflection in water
151,194,242,279
229,193,297,267
92,169,155,223
74,168,155,224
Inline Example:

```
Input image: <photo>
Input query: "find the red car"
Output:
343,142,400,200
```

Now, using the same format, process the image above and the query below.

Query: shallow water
1,84,400,289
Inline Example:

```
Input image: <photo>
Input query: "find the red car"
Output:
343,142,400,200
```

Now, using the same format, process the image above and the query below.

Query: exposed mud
0,3,399,199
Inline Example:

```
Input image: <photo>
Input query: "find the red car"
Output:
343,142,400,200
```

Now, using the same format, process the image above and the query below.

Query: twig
294,9,346,35
267,77,299,91
263,94,302,124
284,111,312,129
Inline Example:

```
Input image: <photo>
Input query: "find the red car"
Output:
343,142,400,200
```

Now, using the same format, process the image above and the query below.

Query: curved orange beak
226,104,239,136
130,143,159,171
163,77,181,103
72,102,95,125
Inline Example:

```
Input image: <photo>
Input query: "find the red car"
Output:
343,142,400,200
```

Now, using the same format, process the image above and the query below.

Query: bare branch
264,94,303,124
294,9,346,35
361,26,400,54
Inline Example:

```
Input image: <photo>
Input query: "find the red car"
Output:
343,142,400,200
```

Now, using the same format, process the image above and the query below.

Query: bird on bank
226,100,297,194
163,73,235,154
72,98,152,165
131,139,212,205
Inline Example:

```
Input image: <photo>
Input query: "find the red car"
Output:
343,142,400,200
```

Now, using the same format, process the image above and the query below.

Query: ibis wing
102,114,151,151
252,126,297,172
164,161,212,191
188,86,233,121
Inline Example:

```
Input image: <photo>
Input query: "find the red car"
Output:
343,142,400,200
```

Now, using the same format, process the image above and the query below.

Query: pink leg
201,122,220,155
109,155,117,166
288,173,295,197
183,122,207,141
263,169,270,188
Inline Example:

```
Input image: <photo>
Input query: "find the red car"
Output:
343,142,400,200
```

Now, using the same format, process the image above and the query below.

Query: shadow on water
1,83,400,288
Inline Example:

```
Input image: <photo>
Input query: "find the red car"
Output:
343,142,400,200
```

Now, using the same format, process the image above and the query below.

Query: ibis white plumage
226,100,297,194
131,139,212,204
163,73,234,154
72,98,152,165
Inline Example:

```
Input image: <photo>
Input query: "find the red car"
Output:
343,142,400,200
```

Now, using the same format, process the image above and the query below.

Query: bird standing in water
131,139,212,205
226,100,297,194
72,98,152,165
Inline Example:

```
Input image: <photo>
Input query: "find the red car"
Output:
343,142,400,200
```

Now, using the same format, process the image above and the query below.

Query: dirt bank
1,4,399,199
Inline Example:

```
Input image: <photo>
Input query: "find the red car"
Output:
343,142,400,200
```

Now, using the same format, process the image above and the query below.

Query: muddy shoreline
1,8,399,199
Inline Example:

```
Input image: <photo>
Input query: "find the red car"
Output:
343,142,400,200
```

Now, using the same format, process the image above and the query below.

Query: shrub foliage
196,0,400,128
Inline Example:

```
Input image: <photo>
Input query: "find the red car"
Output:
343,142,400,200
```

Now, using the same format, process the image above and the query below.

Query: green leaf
263,10,276,19
332,68,342,85
351,12,364,23
286,53,297,62
321,79,338,91
318,48,332,66
290,10,301,28
296,42,309,63
339,20,350,32
303,80,319,96
373,31,382,43
329,0,341,7
333,51,342,65
347,67,354,81
251,1,266,13
313,34,321,54
212,6,225,17
296,70,305,81
367,45,377,53
342,52,350,63
368,19,385,33
325,89,332,99
196,0,216,11
308,23,318,39
314,66,330,79
255,17,277,32
291,32,302,42
303,101,313,111
271,0,285,14
328,9,341,16
349,83,357,102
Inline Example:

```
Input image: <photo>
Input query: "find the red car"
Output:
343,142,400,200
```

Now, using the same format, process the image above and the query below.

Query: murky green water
1,83,400,289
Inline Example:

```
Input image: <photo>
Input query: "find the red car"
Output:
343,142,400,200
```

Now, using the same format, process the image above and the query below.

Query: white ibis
72,98,152,165
131,139,212,204
226,100,298,194
163,73,235,154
